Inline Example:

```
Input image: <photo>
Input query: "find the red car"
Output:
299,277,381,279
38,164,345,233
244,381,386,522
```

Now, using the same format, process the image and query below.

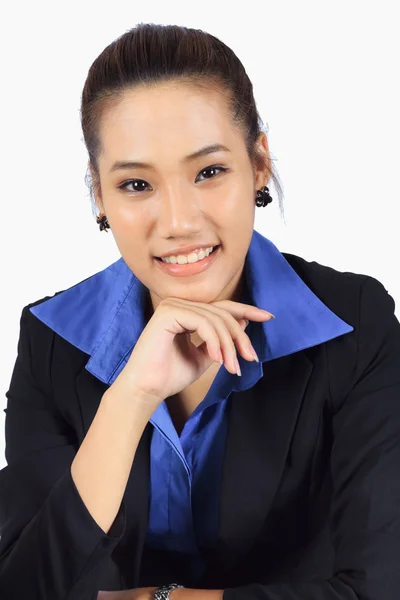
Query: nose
156,185,204,237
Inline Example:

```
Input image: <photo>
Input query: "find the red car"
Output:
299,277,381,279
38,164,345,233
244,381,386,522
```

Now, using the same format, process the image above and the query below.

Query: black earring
255,185,273,207
96,212,111,232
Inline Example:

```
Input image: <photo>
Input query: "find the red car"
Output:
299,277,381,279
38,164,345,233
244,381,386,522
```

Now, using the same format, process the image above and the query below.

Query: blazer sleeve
0,305,127,600
223,275,400,600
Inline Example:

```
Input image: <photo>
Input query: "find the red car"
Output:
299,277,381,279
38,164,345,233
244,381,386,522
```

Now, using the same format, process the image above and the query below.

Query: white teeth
161,246,215,264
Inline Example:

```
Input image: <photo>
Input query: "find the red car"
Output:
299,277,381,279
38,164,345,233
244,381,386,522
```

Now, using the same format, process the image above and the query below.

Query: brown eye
196,165,228,182
118,179,150,193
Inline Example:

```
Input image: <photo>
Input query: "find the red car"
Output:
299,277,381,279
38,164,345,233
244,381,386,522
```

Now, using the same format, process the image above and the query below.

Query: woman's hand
111,296,274,410
131,587,159,599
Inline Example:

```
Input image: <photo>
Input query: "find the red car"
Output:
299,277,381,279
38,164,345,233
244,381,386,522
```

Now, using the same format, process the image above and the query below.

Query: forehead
98,83,238,159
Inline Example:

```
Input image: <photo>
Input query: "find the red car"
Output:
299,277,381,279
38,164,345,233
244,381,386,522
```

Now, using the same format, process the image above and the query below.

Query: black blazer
1,252,400,600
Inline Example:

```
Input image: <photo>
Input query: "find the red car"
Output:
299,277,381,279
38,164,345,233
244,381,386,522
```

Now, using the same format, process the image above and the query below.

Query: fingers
162,298,270,375
190,304,257,370
160,301,227,370
211,299,275,321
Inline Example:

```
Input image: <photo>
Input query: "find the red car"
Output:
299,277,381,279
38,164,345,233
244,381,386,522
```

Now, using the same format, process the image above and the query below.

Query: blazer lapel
202,349,314,587
75,367,151,589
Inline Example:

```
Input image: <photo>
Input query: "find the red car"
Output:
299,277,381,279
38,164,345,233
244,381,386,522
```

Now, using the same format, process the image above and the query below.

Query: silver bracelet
153,583,185,599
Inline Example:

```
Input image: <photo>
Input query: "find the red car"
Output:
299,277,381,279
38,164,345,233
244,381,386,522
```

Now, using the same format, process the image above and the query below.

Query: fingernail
249,343,259,363
234,356,242,377
260,309,275,318
244,319,249,328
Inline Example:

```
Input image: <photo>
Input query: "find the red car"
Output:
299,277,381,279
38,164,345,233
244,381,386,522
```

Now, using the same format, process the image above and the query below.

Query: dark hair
80,22,285,219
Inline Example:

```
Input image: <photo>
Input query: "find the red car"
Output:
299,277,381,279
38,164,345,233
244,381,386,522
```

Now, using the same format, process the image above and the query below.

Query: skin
92,81,271,346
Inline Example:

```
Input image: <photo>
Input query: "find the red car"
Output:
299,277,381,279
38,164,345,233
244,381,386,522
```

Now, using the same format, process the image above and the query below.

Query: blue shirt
29,230,353,586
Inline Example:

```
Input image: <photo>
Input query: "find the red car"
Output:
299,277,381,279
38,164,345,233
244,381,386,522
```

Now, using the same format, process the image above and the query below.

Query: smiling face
92,81,270,315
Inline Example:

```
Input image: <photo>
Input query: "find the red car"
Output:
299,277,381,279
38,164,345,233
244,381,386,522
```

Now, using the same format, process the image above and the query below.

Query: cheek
222,198,255,230
111,204,150,238
220,182,255,212
109,217,148,264
226,213,256,255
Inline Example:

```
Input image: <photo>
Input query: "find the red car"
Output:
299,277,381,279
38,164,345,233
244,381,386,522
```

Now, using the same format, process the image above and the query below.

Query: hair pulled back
80,22,284,218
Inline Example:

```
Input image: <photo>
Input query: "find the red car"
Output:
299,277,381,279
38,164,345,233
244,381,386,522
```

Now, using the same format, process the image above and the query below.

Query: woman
0,22,399,600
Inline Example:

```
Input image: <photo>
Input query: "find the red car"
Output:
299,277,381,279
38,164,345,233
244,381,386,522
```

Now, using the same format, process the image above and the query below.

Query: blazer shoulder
15,287,76,388
282,251,369,293
281,251,394,322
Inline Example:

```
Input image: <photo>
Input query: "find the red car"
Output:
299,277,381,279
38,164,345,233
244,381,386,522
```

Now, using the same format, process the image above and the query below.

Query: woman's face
93,82,270,314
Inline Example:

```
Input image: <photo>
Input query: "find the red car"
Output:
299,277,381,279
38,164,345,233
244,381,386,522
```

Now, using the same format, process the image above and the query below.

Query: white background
1,1,399,468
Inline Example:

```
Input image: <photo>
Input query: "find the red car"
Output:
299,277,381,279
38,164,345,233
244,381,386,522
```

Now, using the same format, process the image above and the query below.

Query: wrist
169,589,224,600
109,374,162,411
102,382,157,421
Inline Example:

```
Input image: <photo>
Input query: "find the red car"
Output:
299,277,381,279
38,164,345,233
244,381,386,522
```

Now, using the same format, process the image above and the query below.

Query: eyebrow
109,143,231,173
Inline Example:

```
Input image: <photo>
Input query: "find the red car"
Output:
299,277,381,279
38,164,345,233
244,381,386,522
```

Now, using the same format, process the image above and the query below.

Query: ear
253,132,272,190
88,160,104,213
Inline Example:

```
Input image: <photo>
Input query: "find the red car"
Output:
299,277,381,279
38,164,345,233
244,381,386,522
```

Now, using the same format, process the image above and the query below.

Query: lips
154,243,222,276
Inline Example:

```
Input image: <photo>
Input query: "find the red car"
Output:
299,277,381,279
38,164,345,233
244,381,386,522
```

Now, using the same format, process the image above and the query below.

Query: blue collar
29,230,354,388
